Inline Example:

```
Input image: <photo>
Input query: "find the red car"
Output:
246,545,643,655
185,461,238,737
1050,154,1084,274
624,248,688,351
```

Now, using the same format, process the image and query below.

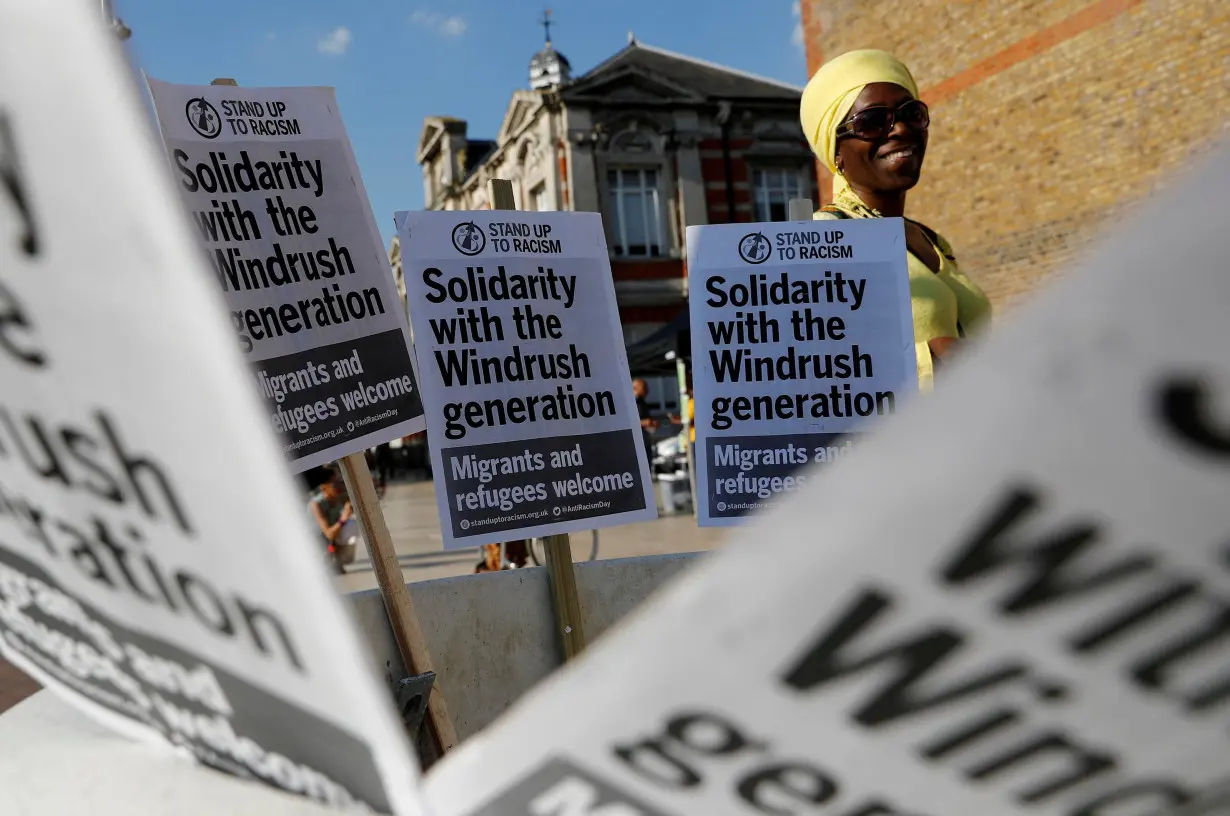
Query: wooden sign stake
336,454,457,754
211,78,458,757
488,178,588,660
788,197,815,221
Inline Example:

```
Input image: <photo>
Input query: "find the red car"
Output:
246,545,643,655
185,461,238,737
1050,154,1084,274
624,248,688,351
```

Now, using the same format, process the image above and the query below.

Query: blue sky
117,0,807,246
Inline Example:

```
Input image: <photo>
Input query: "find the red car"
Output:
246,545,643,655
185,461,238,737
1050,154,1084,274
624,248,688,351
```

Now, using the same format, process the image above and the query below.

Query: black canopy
625,309,691,376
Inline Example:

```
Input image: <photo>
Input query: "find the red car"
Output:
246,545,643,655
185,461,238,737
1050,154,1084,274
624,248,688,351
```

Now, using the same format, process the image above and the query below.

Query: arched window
605,126,663,257
607,168,662,257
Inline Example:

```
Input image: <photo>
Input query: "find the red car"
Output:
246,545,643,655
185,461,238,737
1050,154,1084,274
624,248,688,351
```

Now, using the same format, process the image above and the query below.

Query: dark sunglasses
836,99,930,140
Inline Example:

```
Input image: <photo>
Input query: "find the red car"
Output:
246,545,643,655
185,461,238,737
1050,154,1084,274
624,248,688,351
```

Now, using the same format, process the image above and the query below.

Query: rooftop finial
541,8,553,45
529,10,570,89
627,30,637,45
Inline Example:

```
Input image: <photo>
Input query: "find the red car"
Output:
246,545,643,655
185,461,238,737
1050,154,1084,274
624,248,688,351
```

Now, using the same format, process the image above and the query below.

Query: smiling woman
800,50,993,390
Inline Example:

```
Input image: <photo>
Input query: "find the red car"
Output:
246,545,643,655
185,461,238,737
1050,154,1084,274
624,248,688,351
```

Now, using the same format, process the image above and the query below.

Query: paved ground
1,474,725,713
339,475,726,590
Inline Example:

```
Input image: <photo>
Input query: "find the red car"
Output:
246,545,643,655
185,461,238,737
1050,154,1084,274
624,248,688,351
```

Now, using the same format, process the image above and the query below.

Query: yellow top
687,398,695,443
799,49,990,388
814,189,993,390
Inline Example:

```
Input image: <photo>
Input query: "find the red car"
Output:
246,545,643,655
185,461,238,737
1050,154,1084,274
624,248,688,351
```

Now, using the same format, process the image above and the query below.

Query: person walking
669,372,694,447
373,442,394,495
309,467,356,574
800,49,992,390
633,379,657,470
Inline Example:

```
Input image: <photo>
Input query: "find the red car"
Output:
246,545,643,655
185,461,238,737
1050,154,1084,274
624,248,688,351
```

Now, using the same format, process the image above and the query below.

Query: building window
607,168,663,257
753,167,806,222
530,182,548,212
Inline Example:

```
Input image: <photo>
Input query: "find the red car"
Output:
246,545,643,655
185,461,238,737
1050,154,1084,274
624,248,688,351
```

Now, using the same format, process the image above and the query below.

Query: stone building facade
799,0,1229,309
409,36,819,347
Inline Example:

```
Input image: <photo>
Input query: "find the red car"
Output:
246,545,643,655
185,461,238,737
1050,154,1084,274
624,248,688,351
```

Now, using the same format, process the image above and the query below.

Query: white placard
145,78,426,473
397,210,656,549
421,148,1230,815
0,4,424,814
687,218,917,526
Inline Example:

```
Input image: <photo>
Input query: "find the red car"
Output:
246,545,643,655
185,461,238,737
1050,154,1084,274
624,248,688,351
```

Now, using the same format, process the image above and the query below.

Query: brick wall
800,0,1230,310
701,137,754,223
699,138,820,224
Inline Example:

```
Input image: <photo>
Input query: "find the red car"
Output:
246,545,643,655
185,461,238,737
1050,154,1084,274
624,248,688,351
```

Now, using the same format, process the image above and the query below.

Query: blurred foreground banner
0,3,424,813
423,146,1230,816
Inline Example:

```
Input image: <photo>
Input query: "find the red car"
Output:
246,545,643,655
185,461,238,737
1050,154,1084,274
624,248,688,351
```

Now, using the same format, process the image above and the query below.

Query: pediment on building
497,91,544,145
562,65,705,106
417,121,444,164
418,116,465,164
570,41,801,104
753,119,802,140
744,118,810,158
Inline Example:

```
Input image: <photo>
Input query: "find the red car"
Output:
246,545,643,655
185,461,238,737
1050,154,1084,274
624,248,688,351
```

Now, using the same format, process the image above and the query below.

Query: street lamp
100,0,131,40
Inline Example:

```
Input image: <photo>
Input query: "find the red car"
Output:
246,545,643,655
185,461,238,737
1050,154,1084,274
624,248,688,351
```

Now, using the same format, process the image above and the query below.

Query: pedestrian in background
633,378,657,470
668,370,695,471
374,442,394,494
800,49,992,390
309,466,357,573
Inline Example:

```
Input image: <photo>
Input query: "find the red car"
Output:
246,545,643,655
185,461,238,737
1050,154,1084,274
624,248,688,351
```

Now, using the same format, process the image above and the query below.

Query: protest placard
421,148,1230,815
687,218,916,526
397,210,656,549
145,78,426,472
0,4,425,813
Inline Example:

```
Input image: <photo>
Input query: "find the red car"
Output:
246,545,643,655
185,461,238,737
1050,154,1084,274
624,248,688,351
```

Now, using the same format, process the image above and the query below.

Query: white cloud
317,26,351,56
440,16,467,36
410,9,468,38
791,1,804,51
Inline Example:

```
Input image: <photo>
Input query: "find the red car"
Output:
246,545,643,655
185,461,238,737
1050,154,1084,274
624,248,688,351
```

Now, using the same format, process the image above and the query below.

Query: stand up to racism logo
452,221,486,256
185,97,222,139
738,232,772,265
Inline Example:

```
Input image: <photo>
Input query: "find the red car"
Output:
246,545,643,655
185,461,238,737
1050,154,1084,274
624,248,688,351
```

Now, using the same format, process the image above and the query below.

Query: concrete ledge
0,552,703,813
0,692,335,816
348,552,703,740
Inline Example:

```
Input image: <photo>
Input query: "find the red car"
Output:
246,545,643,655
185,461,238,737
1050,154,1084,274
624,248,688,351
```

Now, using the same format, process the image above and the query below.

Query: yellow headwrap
799,49,920,199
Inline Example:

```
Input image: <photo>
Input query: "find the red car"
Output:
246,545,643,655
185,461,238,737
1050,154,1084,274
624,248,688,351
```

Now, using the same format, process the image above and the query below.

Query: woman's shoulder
910,219,958,261
812,205,853,221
